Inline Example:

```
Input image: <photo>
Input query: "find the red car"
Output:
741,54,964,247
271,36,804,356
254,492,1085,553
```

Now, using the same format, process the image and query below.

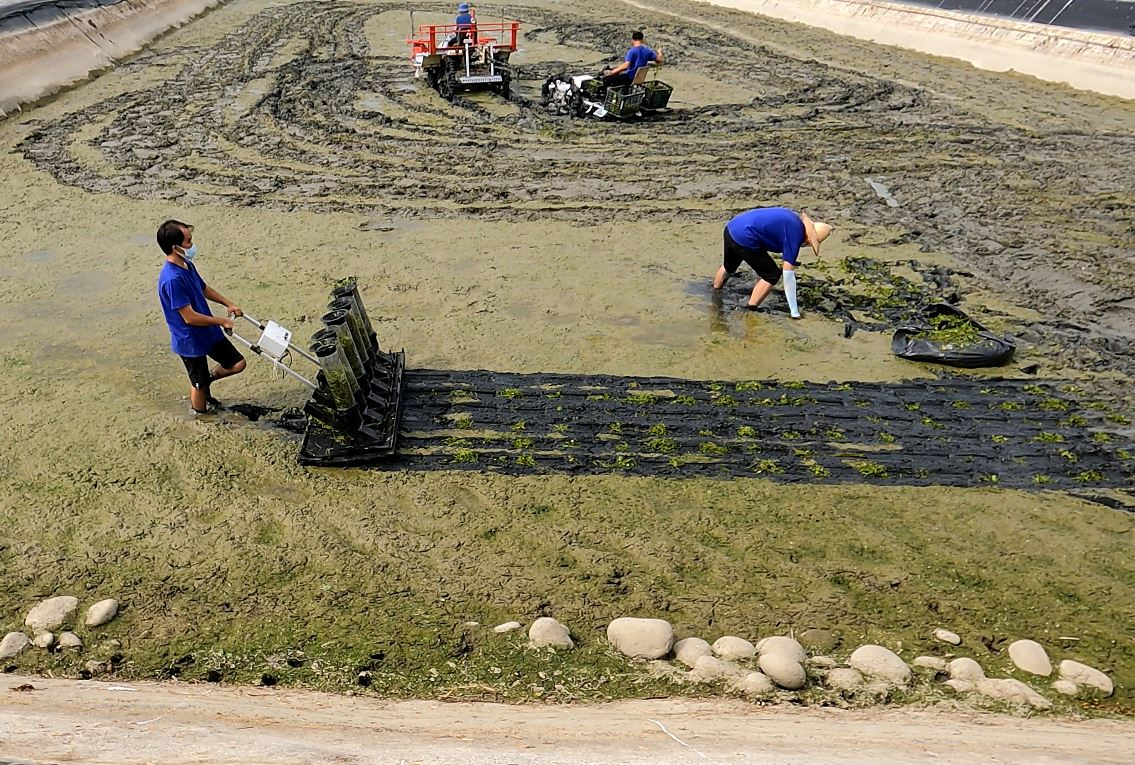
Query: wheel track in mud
13,0,1135,373
371,371,1135,501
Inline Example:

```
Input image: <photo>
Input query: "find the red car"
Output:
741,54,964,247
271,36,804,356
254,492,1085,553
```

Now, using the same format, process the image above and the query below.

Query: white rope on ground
648,719,709,760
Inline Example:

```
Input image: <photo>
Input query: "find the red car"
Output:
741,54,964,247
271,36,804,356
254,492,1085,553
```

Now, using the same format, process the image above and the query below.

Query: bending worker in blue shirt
603,31,664,88
713,207,833,318
156,219,246,415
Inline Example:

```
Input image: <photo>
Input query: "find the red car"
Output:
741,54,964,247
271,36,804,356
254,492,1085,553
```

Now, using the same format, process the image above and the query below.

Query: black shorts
180,337,244,390
723,227,781,286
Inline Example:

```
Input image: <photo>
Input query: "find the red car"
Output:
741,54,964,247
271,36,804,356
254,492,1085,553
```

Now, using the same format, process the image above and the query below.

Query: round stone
57,632,83,650
712,636,756,661
493,621,521,634
1058,660,1114,696
758,652,806,690
0,632,31,660
826,667,864,692
527,617,573,649
849,645,911,686
1008,639,1052,676
948,657,986,682
688,655,744,683
912,656,947,671
25,596,79,632
673,637,712,668
606,617,674,660
32,632,54,649
84,599,120,628
1052,680,1079,696
732,671,775,696
933,628,962,646
756,636,806,664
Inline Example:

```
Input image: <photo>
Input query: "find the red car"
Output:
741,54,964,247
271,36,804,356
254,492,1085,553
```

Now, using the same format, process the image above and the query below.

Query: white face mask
180,243,198,261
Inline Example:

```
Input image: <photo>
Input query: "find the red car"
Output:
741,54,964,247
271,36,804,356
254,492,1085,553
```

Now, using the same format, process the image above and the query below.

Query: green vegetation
674,396,697,405
515,454,537,468
878,432,897,444
645,437,679,454
1034,432,1065,443
912,312,982,346
711,394,739,407
1073,470,1105,483
454,414,474,430
753,459,783,475
736,426,757,438
849,460,888,478
626,392,658,405
735,381,764,392
991,434,1009,444
498,388,524,400
452,448,477,463
698,442,728,456
647,423,668,436
512,437,534,450
510,420,526,432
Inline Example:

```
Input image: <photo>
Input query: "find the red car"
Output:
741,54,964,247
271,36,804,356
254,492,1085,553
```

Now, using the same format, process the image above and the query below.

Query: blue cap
458,3,470,11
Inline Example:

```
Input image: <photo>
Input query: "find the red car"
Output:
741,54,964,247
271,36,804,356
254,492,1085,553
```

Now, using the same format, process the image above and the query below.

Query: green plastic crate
641,80,673,110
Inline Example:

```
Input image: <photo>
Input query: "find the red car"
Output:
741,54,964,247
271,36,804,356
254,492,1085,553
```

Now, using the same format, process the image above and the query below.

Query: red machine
408,19,520,100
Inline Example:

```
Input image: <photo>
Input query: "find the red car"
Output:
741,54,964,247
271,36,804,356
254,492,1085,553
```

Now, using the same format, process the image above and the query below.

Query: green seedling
561,439,579,449
1106,413,1132,425
736,381,763,392
444,437,473,448
614,442,630,452
878,432,897,444
675,395,697,405
626,393,658,405
793,447,814,457
585,393,611,401
1023,384,1046,396
453,415,473,430
515,454,536,468
452,449,477,464
998,401,1024,411
546,391,562,399
1032,474,1052,485
808,464,831,478
698,442,728,456
1091,432,1113,444
510,420,526,432
499,388,524,399
708,383,725,392
783,381,806,389
608,422,623,434
855,399,872,408
1072,469,1105,483
647,423,667,436
1034,432,1064,443
1061,414,1088,427
551,423,568,434
697,428,715,437
825,428,846,441
983,473,1000,484
831,383,852,391
991,434,1008,444
1118,449,1133,460
1059,449,1078,463
612,454,636,470
1084,401,1107,410
1060,384,1085,394
903,402,921,411
753,459,783,475
782,430,801,440
711,394,739,407
951,400,970,410
645,437,678,454
512,437,534,449
736,426,757,438
850,460,888,478
1037,398,1069,412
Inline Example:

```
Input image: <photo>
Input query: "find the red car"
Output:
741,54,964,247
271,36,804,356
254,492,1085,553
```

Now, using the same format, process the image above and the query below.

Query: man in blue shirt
713,207,833,318
156,219,246,414
603,31,664,88
454,2,475,44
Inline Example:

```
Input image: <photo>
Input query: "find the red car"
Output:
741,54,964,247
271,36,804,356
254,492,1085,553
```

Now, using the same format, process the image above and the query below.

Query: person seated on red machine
454,2,476,44
602,31,664,89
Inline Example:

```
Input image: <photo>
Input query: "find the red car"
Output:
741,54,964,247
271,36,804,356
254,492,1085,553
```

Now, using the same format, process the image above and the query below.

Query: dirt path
1,677,1133,764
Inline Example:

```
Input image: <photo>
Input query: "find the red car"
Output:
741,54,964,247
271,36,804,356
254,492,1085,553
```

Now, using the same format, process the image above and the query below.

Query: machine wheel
438,72,455,101
541,75,583,117
498,74,512,100
425,69,439,92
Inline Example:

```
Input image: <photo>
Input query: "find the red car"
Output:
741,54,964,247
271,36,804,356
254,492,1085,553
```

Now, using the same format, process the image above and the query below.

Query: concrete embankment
698,0,1135,98
0,0,223,115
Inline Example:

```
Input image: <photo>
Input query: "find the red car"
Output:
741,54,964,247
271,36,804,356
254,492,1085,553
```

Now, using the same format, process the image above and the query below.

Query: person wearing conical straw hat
712,207,833,318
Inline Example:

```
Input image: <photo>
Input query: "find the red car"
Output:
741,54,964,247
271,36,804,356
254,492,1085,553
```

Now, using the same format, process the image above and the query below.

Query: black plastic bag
892,303,1015,368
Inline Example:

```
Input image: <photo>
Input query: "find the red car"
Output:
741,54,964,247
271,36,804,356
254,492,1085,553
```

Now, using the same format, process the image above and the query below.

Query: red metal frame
408,22,519,59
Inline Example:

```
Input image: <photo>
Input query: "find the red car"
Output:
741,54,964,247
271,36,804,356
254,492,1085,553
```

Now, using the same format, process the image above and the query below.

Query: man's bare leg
189,385,208,413
747,279,774,308
712,266,731,290
210,359,247,383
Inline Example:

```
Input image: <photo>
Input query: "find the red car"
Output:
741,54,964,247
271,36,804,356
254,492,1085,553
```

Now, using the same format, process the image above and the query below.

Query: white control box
257,321,292,359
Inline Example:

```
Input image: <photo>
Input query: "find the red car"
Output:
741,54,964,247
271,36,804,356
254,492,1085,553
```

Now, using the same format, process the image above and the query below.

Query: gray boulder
913,656,947,671
606,617,674,660
689,655,744,683
528,617,573,649
732,671,775,696
1058,660,1113,696
933,628,961,645
58,632,83,650
493,621,522,634
758,652,806,690
1008,639,1051,676
25,596,79,632
712,636,756,661
674,637,712,668
0,632,31,659
826,667,865,692
849,645,911,686
977,678,1052,709
84,599,120,628
756,636,806,664
32,632,54,649
948,657,986,682
1052,680,1079,696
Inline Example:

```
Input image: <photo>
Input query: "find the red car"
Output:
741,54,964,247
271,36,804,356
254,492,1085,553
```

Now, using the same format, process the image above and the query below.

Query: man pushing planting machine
408,4,519,100
227,280,406,466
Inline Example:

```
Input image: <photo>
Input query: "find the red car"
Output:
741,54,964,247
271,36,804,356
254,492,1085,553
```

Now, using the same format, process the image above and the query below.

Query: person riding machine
542,31,673,119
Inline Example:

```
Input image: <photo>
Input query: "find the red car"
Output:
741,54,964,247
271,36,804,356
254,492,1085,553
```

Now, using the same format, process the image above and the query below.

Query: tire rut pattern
14,0,1134,372
381,370,1135,500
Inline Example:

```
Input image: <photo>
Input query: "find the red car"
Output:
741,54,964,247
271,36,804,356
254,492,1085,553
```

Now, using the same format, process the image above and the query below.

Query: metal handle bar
239,313,321,367
228,329,318,390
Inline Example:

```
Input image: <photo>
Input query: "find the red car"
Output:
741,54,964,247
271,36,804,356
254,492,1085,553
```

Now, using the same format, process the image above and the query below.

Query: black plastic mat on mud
377,370,1135,499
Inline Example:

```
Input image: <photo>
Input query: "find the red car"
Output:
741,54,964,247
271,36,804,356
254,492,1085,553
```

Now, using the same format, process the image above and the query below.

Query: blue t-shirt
455,12,473,28
158,260,222,357
725,207,807,266
624,45,657,81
